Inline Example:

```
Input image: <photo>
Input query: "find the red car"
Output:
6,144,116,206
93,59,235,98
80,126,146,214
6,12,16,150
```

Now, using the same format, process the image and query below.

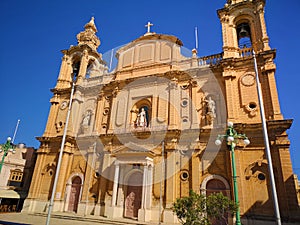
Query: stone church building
23,0,300,224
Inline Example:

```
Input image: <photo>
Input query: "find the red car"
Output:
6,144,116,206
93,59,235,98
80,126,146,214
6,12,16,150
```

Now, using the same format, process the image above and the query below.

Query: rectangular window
8,170,23,187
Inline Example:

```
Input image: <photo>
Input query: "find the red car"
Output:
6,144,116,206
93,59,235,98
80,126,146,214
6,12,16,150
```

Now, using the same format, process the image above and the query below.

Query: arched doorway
124,172,143,219
206,179,228,225
68,176,82,212
206,179,227,196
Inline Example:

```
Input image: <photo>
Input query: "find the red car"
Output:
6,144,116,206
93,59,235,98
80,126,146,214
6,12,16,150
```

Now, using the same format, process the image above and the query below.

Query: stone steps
31,212,151,225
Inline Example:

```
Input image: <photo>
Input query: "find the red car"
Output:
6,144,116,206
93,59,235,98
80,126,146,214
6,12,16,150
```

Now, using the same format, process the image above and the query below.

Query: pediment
112,142,157,158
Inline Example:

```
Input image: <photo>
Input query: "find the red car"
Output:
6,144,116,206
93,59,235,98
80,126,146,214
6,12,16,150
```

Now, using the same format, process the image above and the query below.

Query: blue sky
0,0,299,177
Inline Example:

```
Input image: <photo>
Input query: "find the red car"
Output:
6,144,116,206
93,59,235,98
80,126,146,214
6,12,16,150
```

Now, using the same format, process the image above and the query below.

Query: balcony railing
239,47,253,58
198,53,223,66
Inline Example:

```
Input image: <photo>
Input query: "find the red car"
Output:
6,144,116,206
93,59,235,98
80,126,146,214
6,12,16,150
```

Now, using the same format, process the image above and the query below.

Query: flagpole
253,50,281,225
12,119,20,143
195,27,198,50
46,81,75,225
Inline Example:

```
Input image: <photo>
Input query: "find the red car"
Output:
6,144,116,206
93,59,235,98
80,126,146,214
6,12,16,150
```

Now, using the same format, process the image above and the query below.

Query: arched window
85,63,92,79
85,59,96,79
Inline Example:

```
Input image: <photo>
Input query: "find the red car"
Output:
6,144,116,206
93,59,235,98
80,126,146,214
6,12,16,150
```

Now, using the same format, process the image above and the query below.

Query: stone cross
145,21,153,33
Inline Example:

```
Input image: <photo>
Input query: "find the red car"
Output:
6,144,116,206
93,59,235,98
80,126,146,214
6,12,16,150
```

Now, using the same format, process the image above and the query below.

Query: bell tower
218,0,270,58
217,0,283,122
43,17,106,137
54,17,102,90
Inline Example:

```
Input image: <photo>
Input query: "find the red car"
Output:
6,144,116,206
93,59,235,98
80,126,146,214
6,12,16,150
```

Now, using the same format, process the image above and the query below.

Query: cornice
61,44,101,58
217,0,265,17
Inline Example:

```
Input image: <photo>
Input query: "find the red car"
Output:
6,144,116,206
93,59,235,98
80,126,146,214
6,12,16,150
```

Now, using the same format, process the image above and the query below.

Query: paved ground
0,212,164,225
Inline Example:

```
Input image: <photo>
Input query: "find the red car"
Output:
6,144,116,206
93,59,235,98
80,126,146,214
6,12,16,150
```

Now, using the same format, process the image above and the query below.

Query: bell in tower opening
237,23,252,49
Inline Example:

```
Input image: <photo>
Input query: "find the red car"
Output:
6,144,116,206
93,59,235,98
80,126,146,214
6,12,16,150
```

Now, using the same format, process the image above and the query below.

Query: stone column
141,164,148,209
111,161,120,206
117,166,124,207
146,164,153,209
138,159,153,222
107,160,123,219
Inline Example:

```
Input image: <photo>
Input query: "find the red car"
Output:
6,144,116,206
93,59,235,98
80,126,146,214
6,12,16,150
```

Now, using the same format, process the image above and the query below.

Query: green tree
172,190,237,225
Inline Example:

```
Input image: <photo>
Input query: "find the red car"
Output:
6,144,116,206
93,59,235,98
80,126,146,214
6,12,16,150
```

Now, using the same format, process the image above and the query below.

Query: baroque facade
24,0,300,224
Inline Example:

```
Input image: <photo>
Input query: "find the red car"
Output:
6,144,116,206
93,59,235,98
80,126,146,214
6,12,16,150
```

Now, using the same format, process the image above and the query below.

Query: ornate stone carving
241,74,255,86
76,17,100,51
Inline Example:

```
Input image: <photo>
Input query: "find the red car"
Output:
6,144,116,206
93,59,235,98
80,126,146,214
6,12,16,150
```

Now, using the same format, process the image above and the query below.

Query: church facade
23,0,300,224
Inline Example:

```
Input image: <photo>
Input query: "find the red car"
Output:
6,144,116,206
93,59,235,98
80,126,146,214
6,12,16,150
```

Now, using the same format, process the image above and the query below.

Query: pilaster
55,55,72,89
223,70,237,121
168,78,179,129
77,50,89,84
43,95,59,136
55,143,72,203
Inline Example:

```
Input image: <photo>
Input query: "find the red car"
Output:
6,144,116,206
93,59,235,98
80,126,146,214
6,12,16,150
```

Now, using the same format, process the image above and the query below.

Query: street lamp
0,137,16,174
215,121,250,225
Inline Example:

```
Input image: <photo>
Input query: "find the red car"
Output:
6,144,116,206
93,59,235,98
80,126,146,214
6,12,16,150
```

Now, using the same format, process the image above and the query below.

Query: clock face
241,74,255,86
60,101,68,110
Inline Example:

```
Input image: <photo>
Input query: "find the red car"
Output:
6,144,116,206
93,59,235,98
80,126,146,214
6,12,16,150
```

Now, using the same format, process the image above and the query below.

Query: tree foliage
172,190,237,225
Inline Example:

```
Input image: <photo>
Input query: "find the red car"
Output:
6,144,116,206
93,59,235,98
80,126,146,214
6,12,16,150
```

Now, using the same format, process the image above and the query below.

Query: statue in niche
135,107,147,127
125,192,135,217
204,96,216,125
82,111,92,126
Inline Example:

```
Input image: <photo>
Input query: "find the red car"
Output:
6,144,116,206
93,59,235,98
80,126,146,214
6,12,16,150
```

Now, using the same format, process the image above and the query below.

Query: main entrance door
68,176,81,212
124,172,142,219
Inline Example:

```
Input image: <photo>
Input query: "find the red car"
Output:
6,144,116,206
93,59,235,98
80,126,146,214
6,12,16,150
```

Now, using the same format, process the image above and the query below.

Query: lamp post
215,122,250,225
0,137,16,174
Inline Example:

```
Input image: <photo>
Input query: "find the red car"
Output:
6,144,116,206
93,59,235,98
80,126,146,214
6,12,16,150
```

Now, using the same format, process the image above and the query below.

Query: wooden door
124,172,142,219
68,176,81,212
206,179,228,225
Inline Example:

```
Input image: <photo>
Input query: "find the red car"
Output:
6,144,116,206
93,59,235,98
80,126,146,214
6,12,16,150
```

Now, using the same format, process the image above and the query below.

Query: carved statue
125,192,136,217
205,96,216,118
203,96,216,126
82,111,92,126
135,108,147,127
